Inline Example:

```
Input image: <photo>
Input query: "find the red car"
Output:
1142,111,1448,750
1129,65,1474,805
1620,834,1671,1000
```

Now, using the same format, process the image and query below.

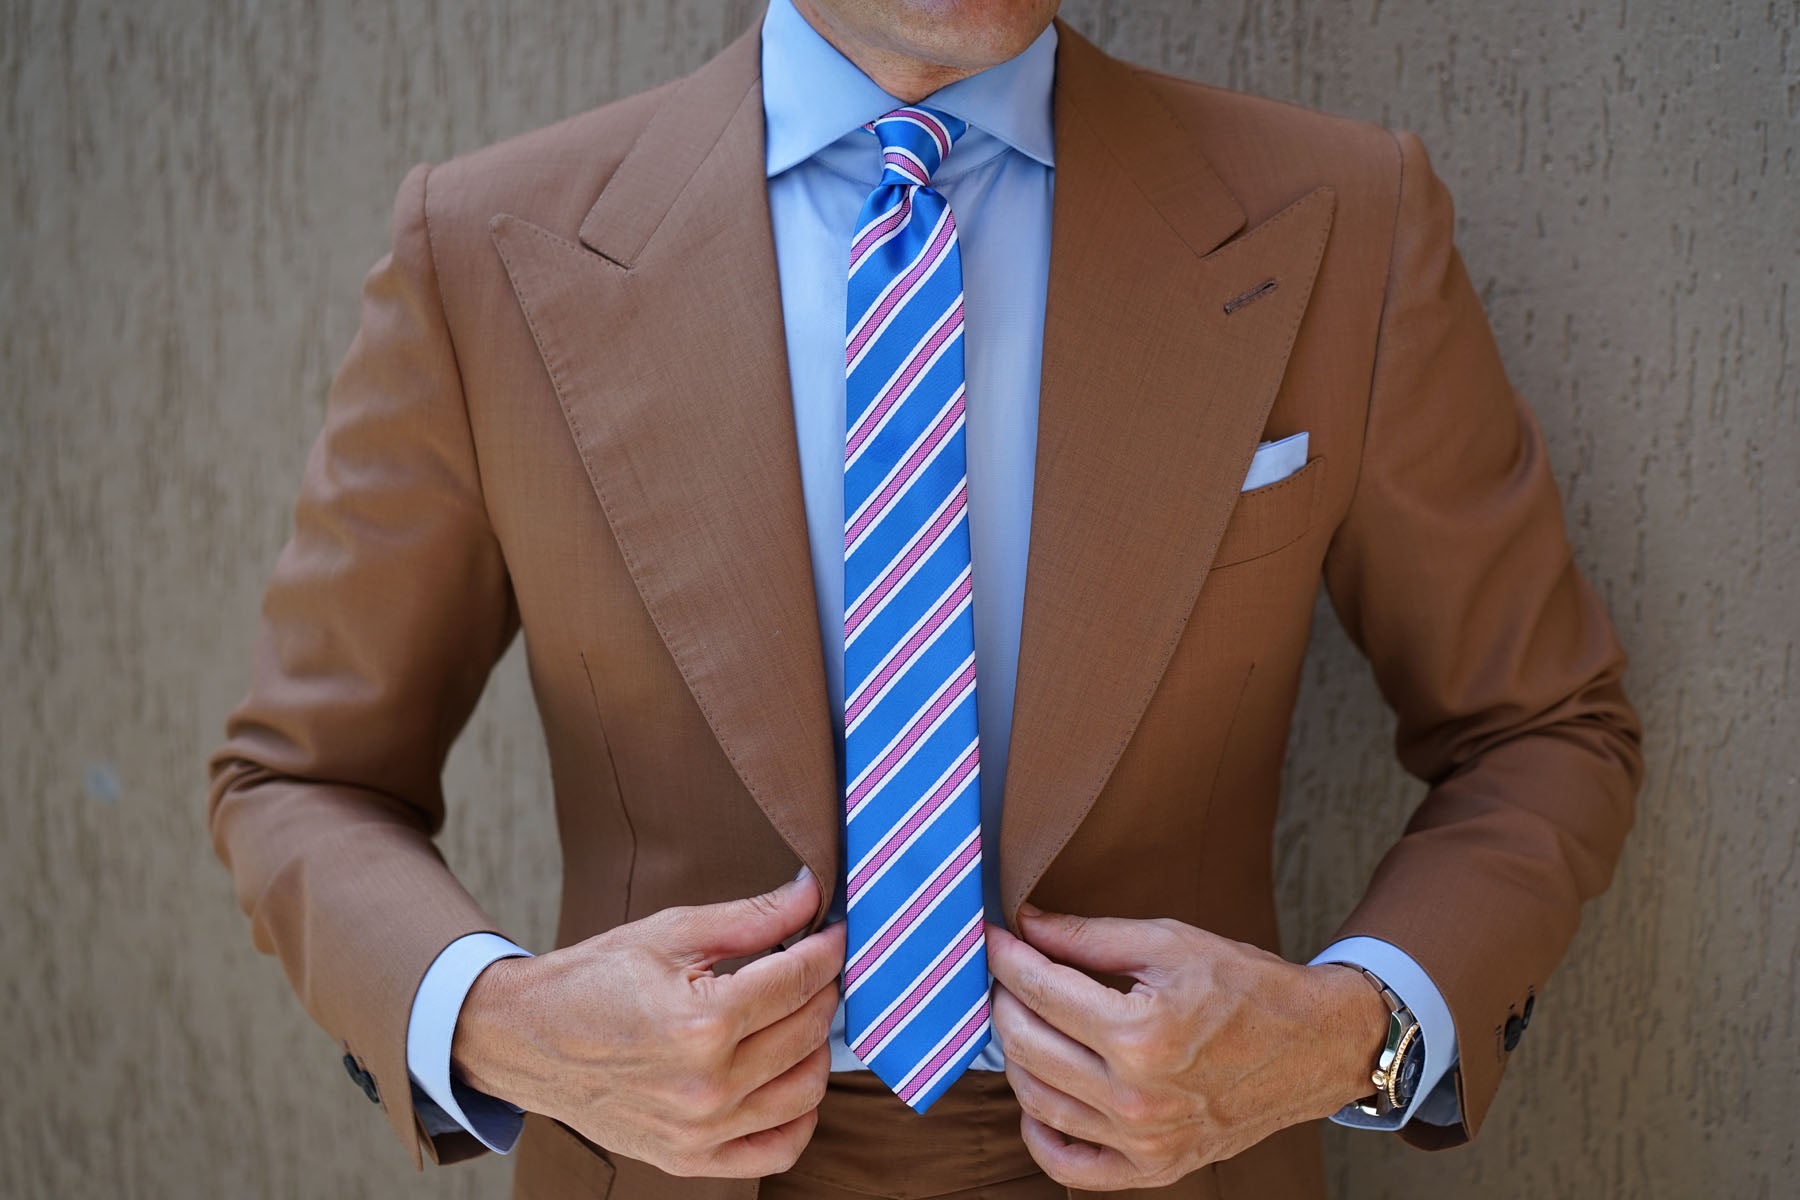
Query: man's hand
451,870,844,1178
985,906,1388,1190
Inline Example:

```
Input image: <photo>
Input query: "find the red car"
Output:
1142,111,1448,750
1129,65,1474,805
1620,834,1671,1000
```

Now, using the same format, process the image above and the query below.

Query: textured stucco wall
3,1,1795,1197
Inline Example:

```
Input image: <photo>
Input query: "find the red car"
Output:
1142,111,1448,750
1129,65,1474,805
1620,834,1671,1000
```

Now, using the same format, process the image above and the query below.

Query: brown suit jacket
208,14,1643,1200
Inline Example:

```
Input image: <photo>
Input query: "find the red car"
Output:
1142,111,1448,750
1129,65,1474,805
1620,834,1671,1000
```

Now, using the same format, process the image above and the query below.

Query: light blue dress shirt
404,0,1459,1152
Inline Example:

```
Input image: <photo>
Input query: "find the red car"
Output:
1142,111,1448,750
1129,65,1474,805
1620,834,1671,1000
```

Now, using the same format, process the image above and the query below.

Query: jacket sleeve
1320,130,1645,1149
206,161,518,1168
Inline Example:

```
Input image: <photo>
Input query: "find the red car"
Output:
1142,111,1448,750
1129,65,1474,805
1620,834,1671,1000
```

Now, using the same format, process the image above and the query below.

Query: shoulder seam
418,161,504,538
1357,129,1412,472
419,162,470,409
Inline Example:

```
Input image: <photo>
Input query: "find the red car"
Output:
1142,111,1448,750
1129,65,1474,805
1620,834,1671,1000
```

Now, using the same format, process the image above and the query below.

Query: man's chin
799,0,1061,76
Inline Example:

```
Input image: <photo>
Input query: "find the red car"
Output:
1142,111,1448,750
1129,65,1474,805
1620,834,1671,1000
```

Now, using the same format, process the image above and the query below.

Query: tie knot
865,106,967,187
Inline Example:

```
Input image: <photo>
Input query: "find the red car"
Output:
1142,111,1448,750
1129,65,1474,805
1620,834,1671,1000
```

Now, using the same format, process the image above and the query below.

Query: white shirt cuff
1310,936,1462,1131
405,931,533,1152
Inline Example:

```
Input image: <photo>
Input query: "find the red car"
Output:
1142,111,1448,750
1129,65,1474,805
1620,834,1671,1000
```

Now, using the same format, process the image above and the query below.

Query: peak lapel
998,25,1338,925
489,26,840,906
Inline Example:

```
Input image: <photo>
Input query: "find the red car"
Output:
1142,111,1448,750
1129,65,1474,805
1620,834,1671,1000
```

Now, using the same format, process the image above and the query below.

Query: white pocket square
1240,431,1309,491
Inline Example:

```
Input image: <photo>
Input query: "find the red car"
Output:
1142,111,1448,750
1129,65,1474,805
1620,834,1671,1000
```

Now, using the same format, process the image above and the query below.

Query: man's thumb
666,866,820,965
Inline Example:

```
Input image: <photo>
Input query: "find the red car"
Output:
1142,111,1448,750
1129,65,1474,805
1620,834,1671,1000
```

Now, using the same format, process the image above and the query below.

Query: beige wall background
4,0,1795,1196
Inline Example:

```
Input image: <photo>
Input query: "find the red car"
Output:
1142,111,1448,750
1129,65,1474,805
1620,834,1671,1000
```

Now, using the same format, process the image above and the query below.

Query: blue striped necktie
840,105,991,1113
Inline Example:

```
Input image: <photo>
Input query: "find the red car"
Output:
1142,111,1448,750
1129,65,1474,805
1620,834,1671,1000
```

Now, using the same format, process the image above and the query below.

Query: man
207,0,1643,1196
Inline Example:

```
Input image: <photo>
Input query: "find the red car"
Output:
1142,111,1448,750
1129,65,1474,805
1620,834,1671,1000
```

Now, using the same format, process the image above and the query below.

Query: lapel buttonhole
1223,278,1279,315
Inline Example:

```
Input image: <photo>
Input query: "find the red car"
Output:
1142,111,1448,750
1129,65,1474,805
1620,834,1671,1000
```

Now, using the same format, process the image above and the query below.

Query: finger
1004,1060,1116,1149
986,922,1123,1047
708,1107,820,1178
1019,1112,1140,1191
716,1042,832,1145
663,869,823,968
717,919,845,1036
1016,908,1185,981
991,984,1113,1113
728,973,840,1093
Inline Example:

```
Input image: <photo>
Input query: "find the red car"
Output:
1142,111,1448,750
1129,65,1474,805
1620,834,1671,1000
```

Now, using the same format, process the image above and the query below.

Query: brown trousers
763,1072,1056,1200
769,1068,1331,1199
512,1070,1323,1200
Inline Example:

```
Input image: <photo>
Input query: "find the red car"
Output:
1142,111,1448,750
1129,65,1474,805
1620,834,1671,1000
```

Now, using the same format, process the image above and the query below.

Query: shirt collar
760,0,1056,179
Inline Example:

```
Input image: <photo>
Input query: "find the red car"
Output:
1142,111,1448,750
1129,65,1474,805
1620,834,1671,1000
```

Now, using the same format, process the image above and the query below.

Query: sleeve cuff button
343,1053,380,1102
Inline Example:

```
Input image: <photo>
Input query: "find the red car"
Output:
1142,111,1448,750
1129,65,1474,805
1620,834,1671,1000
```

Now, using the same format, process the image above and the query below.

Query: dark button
1503,1014,1524,1052
1521,993,1535,1028
342,1052,380,1103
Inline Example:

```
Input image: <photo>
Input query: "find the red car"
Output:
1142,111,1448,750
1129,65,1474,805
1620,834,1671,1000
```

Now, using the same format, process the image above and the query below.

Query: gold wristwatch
1343,965,1424,1117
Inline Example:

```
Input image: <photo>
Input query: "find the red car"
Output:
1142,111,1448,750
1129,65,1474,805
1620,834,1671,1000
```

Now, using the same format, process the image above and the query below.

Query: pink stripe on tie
888,109,951,161
846,388,966,550
844,658,976,815
846,303,963,462
898,999,990,1105
846,211,956,366
884,149,929,184
844,486,966,639
914,110,952,159
850,190,912,269
844,833,981,989
845,572,972,727
846,742,978,896
851,916,984,1060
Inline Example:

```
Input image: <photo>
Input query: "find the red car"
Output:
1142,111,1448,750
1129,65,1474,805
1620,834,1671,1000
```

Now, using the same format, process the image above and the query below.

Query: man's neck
788,0,983,103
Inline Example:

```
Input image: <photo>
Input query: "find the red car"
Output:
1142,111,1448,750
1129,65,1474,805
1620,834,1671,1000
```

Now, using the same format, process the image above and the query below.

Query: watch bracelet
1336,963,1422,1117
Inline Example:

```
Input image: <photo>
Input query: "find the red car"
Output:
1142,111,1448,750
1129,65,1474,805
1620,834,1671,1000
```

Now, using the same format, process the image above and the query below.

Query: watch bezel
1375,1016,1423,1110
1342,965,1423,1118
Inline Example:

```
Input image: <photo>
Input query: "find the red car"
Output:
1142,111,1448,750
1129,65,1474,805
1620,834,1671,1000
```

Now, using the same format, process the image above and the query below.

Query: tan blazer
208,14,1642,1200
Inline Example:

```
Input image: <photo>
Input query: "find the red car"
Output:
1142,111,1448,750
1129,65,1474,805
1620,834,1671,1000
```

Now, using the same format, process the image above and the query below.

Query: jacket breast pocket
1211,455,1326,570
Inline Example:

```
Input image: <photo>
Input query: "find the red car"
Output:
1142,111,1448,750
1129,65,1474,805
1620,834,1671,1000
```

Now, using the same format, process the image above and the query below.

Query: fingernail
791,864,814,886
1017,901,1042,918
